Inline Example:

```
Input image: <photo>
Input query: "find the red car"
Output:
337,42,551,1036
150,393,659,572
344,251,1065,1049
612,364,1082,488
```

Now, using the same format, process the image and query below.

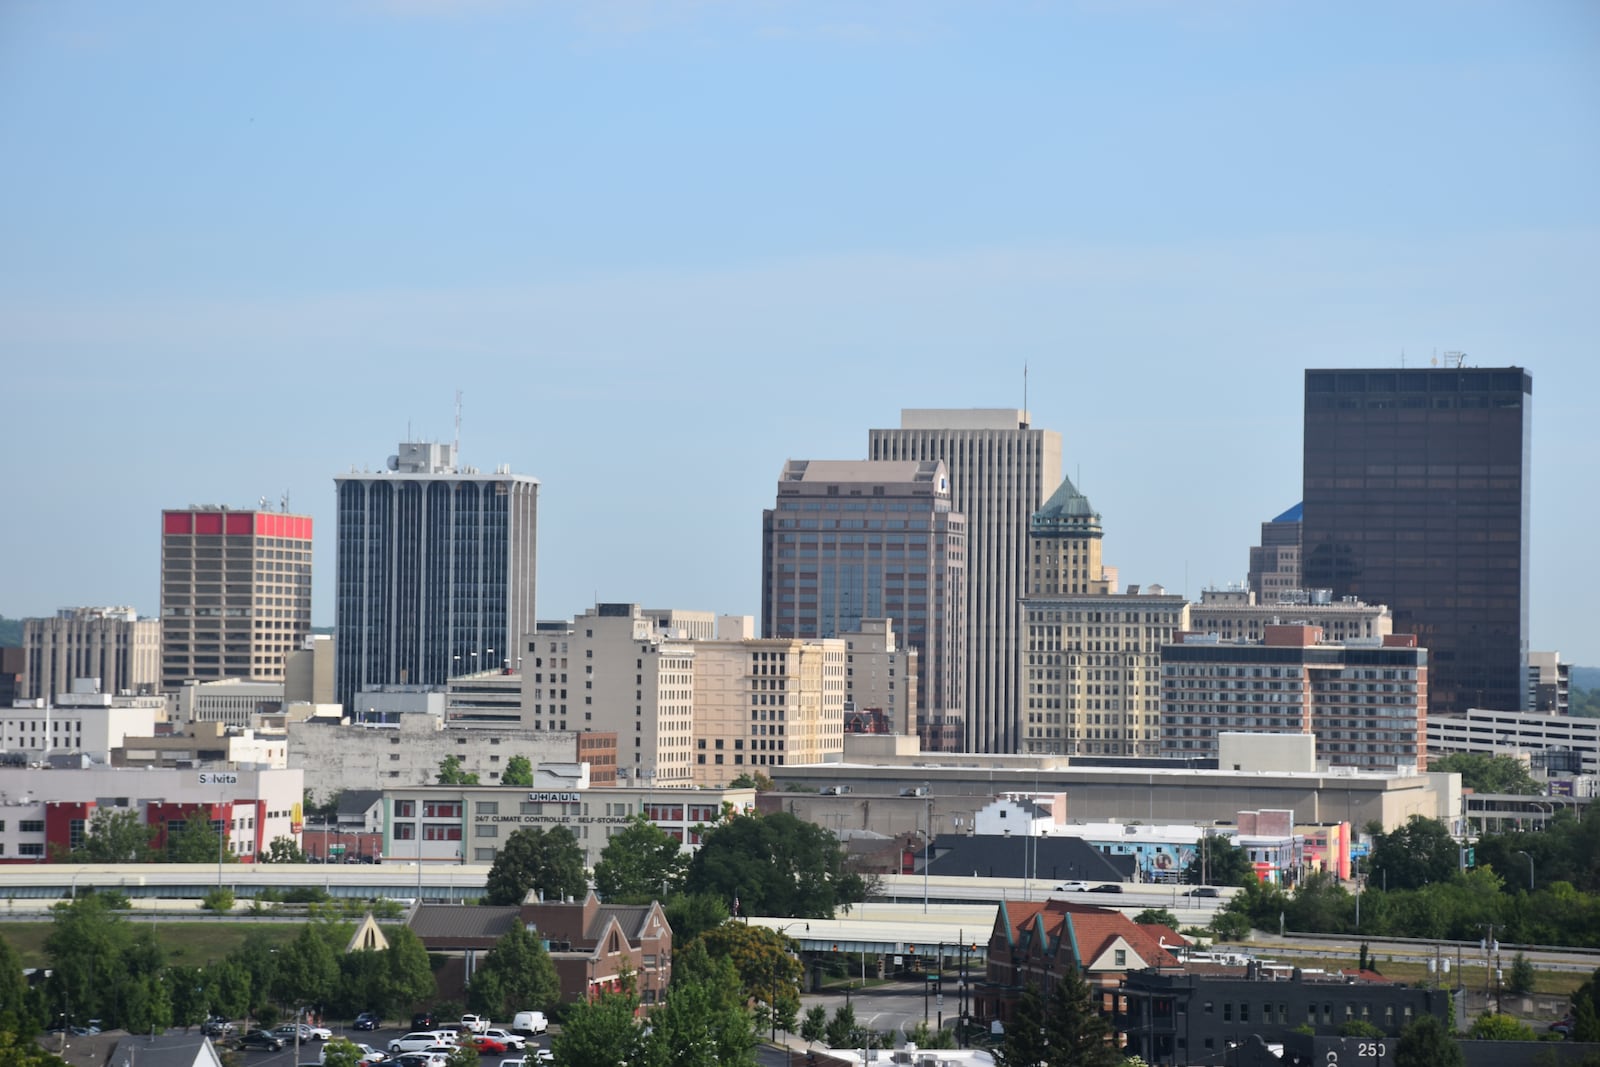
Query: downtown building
1247,502,1302,600
1020,475,1188,757
1160,624,1428,769
335,441,538,708
1301,365,1531,714
761,459,963,750
160,506,313,691
21,606,159,700
869,409,1062,753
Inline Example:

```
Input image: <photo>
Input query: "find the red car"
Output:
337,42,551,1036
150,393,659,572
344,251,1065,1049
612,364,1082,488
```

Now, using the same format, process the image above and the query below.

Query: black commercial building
1116,965,1451,1065
1302,365,1532,716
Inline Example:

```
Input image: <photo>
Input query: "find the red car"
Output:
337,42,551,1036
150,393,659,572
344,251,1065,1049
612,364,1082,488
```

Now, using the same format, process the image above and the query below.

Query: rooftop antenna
1022,362,1029,428
454,389,462,464
281,490,291,513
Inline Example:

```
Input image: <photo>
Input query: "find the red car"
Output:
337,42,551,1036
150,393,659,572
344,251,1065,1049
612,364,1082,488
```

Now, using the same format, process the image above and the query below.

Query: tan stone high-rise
22,607,159,700
1022,476,1189,756
869,409,1061,753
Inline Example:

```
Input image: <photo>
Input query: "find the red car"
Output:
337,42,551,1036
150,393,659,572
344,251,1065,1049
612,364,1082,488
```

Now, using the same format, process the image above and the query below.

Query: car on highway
1182,886,1221,898
354,1012,381,1031
1052,881,1090,892
239,1030,287,1052
478,1029,526,1051
1088,883,1123,894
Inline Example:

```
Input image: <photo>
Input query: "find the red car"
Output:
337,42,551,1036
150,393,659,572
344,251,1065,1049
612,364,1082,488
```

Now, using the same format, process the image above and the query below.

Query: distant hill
0,616,20,647
1572,666,1600,692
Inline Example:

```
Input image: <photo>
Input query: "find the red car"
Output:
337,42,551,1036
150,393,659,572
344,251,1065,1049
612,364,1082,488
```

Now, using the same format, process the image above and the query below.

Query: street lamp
1514,850,1535,891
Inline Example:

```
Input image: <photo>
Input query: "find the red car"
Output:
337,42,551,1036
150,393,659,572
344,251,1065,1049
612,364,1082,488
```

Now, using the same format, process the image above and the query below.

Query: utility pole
1478,923,1498,1013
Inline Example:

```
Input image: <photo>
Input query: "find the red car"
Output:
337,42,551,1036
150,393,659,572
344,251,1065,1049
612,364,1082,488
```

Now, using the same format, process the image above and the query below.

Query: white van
510,1012,548,1036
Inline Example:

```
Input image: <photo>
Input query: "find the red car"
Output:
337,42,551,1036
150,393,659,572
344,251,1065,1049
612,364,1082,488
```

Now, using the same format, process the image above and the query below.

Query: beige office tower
689,631,846,787
22,607,160,700
1022,475,1189,756
525,604,696,787
869,409,1061,753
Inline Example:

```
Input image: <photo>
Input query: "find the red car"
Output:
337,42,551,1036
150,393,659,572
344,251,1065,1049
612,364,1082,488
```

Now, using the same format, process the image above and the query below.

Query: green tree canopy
1572,965,1600,1042
68,808,155,863
1132,909,1179,929
550,991,645,1067
484,826,587,906
1182,834,1257,887
501,755,533,787
1429,753,1542,795
1368,815,1459,891
165,810,236,864
437,755,480,785
261,836,306,863
1467,1012,1535,1040
321,1038,364,1067
383,926,437,1016
593,814,688,903
271,922,341,1014
992,982,1049,1067
684,811,864,919
1039,969,1121,1067
467,922,560,1018
44,893,146,1028
1394,1015,1463,1067
728,772,774,792
664,893,730,943
0,935,34,1037
695,923,803,1015
638,942,758,1067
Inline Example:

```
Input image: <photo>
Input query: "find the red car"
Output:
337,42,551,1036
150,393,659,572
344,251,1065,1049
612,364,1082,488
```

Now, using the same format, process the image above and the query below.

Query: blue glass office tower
335,442,539,710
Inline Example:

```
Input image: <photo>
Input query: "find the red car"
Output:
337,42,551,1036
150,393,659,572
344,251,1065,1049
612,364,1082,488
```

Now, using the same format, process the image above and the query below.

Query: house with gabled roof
975,898,1179,1032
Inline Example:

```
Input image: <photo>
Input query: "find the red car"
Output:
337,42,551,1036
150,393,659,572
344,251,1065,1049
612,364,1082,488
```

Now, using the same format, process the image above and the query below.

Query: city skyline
2,3,1596,667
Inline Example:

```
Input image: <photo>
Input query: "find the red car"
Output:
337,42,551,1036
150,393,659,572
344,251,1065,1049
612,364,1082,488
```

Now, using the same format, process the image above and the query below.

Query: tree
1133,909,1179,929
992,982,1048,1067
684,811,865,918
800,1004,827,1045
0,936,34,1037
202,887,235,913
437,755,480,786
442,1045,478,1067
551,991,644,1067
1040,968,1120,1067
1571,966,1600,1042
1368,816,1459,891
823,1002,861,1049
484,826,587,906
1338,1019,1385,1037
593,815,688,903
1182,835,1257,887
695,922,803,1015
639,942,758,1067
501,756,533,787
1508,952,1534,995
1467,1013,1536,1040
166,964,209,1030
44,893,144,1028
261,836,306,863
728,772,774,792
69,808,155,863
1429,754,1542,795
467,923,559,1018
1394,1015,1463,1067
272,923,340,1014
321,1038,364,1067
664,893,730,943
384,927,437,1016
166,810,235,864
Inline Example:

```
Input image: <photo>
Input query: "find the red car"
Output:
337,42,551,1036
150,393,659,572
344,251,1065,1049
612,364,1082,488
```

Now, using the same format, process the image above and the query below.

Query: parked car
510,1011,548,1036
1052,881,1089,892
394,1055,448,1067
1088,883,1123,894
275,1023,332,1042
390,1034,453,1055
458,1014,492,1035
204,1017,236,1038
354,1012,381,1031
1550,1017,1575,1036
479,1029,526,1051
471,1038,509,1056
412,1013,438,1030
240,1030,287,1052
350,1044,388,1062
531,1052,554,1064
1182,886,1221,898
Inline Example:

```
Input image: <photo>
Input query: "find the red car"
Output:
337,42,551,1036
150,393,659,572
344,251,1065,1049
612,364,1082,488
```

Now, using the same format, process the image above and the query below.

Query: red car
469,1038,508,1055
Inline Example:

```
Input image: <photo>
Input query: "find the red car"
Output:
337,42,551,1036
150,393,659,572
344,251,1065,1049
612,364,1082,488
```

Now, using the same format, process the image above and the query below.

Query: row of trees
53,808,302,864
0,891,435,1034
484,809,867,919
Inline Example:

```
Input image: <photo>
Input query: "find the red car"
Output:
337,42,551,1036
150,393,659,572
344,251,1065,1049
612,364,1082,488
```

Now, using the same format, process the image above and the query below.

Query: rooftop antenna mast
1022,362,1029,428
453,389,462,467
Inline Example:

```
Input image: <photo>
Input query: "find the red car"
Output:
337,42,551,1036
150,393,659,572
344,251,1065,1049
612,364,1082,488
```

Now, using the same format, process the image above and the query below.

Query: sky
2,1,1597,664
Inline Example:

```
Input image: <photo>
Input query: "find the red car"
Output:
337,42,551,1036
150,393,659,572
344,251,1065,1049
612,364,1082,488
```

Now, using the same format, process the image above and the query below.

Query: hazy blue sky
3,2,1597,664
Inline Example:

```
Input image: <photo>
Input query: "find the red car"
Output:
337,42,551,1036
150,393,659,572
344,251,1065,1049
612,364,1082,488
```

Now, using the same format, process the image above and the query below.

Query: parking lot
216,1022,559,1067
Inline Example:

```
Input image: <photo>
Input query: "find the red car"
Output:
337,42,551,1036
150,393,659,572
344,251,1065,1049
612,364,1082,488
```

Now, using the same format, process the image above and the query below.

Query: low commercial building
378,779,757,868
0,764,302,862
112,721,288,769
2,689,163,761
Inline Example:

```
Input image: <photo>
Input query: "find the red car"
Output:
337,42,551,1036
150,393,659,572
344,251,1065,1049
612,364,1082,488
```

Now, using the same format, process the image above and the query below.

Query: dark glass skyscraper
335,442,538,709
1302,366,1531,714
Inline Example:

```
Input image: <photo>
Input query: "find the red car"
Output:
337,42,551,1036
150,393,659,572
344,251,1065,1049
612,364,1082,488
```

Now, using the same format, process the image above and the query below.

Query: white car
351,1045,388,1063
1053,880,1090,892
389,1034,454,1054
479,1030,526,1052
276,1023,332,1042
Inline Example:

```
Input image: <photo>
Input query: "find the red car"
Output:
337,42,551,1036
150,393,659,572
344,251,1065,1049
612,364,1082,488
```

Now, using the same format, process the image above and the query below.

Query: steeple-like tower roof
1031,475,1102,538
